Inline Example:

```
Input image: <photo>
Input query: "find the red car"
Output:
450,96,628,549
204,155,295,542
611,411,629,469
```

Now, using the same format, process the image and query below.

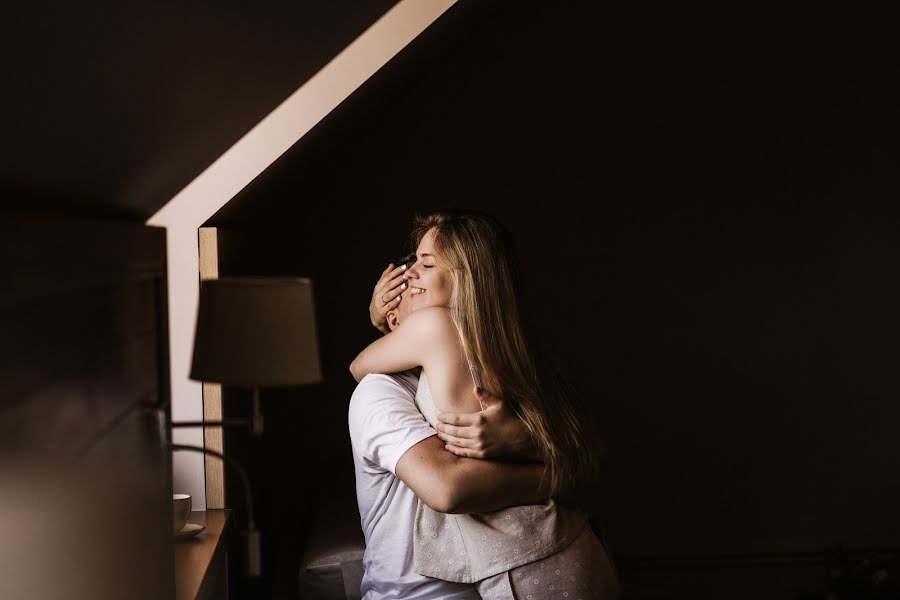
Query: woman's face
404,228,454,311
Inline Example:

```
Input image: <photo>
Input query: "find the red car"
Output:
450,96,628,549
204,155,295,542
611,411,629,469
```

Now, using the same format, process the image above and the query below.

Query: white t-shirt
348,371,479,600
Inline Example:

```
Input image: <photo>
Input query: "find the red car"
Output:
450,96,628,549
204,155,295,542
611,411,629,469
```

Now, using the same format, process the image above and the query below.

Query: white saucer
176,523,206,539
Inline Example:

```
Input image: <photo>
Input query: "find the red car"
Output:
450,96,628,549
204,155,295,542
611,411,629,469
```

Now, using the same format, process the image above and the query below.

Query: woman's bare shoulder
402,307,457,345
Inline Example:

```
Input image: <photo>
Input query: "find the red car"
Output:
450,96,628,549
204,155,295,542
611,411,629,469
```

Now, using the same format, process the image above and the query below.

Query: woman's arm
349,306,447,382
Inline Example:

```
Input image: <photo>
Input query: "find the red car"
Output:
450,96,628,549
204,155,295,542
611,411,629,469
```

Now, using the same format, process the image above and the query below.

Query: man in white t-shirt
348,266,546,599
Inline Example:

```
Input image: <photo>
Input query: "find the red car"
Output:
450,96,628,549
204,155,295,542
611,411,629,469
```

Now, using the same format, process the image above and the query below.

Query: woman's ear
386,310,401,331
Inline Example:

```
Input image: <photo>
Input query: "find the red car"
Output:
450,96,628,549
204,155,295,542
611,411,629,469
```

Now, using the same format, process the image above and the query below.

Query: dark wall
208,2,900,597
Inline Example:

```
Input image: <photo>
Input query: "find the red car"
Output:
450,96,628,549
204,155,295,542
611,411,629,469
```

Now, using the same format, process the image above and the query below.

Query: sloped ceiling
1,0,399,220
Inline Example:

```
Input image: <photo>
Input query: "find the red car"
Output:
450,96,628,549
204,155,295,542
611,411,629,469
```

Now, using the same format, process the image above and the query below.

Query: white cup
173,493,192,534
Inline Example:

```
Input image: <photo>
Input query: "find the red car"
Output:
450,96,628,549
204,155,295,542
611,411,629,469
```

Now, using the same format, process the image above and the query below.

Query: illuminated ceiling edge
148,0,459,509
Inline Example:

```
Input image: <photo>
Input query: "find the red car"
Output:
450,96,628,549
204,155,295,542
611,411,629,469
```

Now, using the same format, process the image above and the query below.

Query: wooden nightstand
175,510,234,600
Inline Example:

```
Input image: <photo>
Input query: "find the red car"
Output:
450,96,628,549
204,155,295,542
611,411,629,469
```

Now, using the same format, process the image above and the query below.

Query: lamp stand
167,443,262,578
170,386,265,437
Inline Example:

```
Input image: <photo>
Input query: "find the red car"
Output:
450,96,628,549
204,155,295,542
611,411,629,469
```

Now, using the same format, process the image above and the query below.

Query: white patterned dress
412,373,619,599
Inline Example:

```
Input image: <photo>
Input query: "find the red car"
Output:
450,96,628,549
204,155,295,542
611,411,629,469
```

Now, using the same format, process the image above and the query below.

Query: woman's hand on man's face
369,263,408,334
435,386,540,461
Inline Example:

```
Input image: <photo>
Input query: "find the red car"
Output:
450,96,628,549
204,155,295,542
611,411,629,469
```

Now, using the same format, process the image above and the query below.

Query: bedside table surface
174,510,233,600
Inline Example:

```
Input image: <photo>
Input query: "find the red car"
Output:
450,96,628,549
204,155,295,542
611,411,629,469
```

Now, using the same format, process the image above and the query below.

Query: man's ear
386,310,400,331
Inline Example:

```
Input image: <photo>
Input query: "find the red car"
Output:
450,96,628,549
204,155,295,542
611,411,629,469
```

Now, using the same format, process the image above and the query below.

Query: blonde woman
351,211,619,599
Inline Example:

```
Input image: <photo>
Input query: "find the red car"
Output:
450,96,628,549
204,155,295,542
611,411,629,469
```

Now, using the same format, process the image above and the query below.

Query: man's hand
436,386,541,461
369,263,408,334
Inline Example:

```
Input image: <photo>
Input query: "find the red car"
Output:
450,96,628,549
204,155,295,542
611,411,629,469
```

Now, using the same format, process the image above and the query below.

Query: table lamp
189,276,322,434
171,276,322,577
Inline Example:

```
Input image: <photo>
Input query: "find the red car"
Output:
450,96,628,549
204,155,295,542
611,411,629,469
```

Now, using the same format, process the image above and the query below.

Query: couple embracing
348,210,619,599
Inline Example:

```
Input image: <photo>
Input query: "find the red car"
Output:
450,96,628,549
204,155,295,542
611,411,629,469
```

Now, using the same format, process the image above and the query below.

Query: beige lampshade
189,277,322,386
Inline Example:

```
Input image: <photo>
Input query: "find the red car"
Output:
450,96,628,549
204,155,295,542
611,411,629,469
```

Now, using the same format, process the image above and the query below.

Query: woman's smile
402,228,453,308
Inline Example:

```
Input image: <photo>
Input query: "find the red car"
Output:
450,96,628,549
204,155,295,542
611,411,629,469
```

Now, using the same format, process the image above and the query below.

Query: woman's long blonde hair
410,210,595,495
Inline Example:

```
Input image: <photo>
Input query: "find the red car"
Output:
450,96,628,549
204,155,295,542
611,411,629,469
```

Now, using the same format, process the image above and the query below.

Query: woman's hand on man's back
436,387,541,461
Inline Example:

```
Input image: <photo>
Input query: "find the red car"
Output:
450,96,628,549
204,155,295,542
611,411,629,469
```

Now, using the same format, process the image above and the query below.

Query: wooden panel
199,227,226,508
199,228,221,280
202,382,226,508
